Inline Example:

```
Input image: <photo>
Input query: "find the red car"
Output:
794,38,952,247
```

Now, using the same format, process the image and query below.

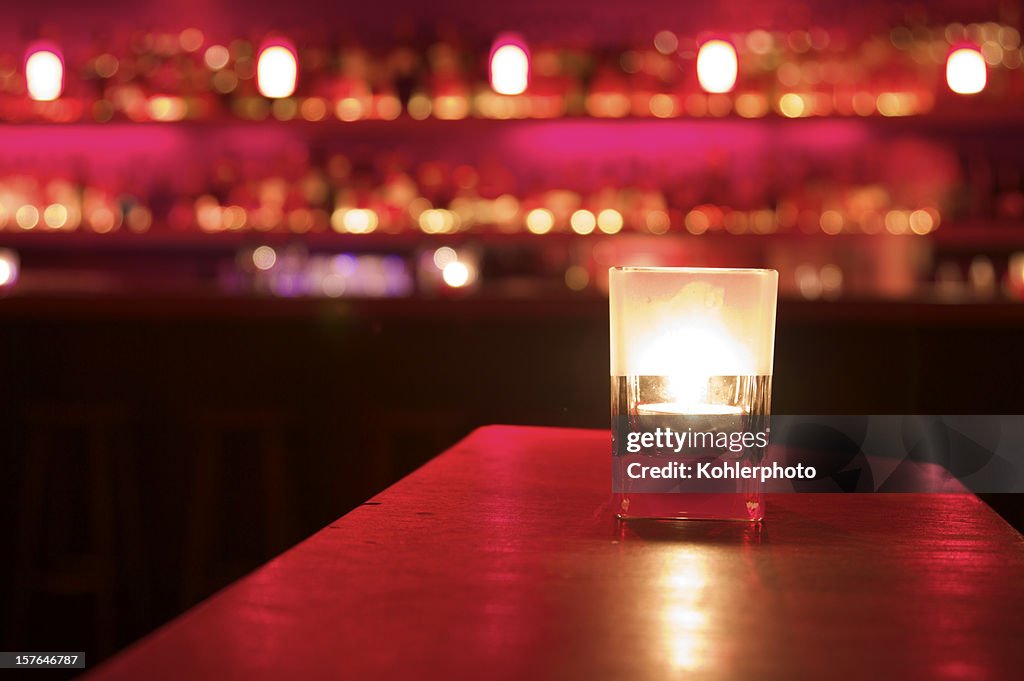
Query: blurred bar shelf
3,225,1024,250
1,110,1024,131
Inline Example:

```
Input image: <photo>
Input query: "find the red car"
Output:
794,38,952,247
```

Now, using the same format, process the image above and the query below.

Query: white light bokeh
257,45,298,99
442,261,471,288
0,249,20,287
490,42,529,95
946,48,987,94
252,245,277,271
26,50,63,101
432,246,458,269
696,40,738,94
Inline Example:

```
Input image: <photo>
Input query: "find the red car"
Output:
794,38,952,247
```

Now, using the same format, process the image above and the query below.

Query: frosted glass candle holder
609,267,779,521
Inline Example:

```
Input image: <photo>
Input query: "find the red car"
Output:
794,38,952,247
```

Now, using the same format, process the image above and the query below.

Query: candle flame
637,321,753,413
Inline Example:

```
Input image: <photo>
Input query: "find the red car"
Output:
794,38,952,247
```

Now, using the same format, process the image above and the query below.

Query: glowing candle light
609,267,778,521
489,36,529,95
696,40,738,94
25,47,64,101
257,42,298,99
946,47,986,95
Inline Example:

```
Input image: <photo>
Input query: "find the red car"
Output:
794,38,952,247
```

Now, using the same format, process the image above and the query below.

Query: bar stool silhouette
181,407,290,607
9,404,143,655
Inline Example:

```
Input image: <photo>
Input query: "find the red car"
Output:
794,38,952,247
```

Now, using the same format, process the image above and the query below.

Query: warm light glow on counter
658,551,712,672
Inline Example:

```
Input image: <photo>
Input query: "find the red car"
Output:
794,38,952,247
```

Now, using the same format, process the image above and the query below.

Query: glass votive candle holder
609,267,779,521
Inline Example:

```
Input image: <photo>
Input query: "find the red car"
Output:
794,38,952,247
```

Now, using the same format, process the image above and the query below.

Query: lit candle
609,267,778,520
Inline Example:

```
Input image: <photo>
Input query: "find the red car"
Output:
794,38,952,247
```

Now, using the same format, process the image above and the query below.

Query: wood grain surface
85,426,1024,681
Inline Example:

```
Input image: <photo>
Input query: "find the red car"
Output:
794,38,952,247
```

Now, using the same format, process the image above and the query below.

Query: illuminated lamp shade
946,47,986,95
696,40,738,94
489,36,529,95
25,47,64,101
257,42,298,99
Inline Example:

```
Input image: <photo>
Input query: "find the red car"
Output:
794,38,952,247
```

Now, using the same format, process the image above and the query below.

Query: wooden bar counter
86,426,1024,680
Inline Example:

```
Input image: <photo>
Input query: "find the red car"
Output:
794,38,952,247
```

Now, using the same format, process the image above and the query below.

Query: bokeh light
252,245,277,271
43,204,68,229
646,210,671,234
0,249,18,287
432,246,458,269
419,209,457,234
654,31,679,55
597,209,624,234
570,209,596,235
565,265,589,290
696,40,738,94
204,45,230,70
525,208,554,234
26,49,64,101
331,208,378,234
257,43,298,98
442,261,471,287
16,205,39,230
778,93,807,117
490,39,529,95
946,47,987,94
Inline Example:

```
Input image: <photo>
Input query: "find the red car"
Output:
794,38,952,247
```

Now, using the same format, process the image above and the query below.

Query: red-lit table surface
86,426,1024,681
